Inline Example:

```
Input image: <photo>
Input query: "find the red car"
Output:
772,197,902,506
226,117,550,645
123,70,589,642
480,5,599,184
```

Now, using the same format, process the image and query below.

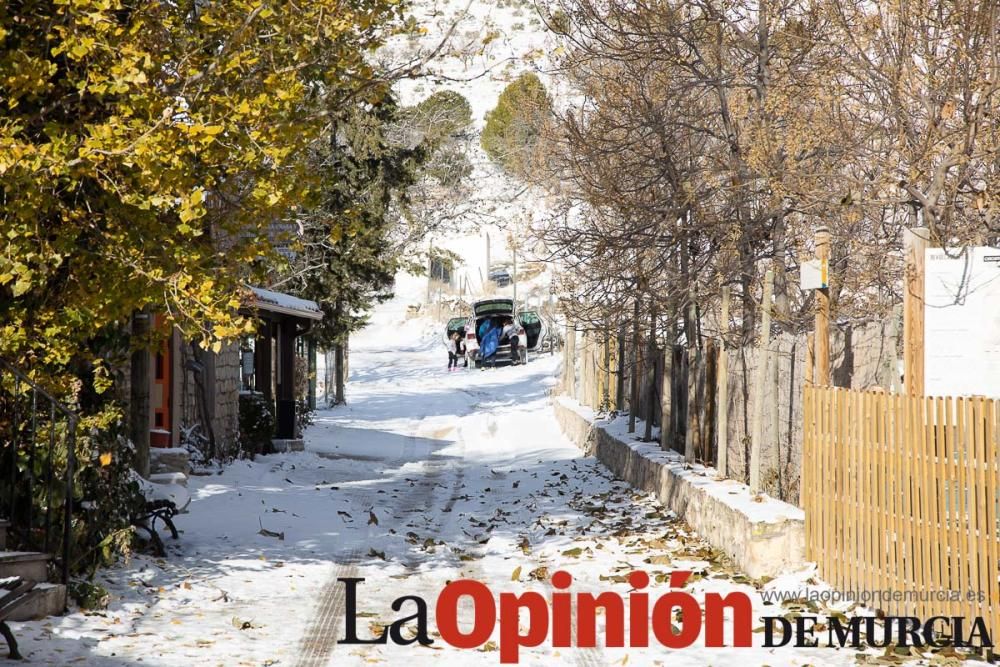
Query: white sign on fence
924,246,1000,398
800,258,829,290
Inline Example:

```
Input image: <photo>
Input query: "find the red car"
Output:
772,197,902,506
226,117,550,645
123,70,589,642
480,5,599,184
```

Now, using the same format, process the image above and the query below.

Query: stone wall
178,340,241,456
211,341,241,455
553,396,806,580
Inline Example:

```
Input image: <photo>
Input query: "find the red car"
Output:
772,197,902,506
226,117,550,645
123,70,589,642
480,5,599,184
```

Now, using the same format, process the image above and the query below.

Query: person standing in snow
447,332,459,371
501,318,519,364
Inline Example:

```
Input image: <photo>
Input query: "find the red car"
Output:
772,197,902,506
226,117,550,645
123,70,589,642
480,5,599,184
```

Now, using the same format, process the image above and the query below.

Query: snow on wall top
556,396,805,525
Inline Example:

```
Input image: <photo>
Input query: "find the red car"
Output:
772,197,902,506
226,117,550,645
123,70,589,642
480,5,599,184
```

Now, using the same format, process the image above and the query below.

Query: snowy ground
10,321,897,666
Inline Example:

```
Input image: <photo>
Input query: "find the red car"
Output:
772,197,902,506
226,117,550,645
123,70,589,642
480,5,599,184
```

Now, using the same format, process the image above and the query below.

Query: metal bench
0,576,40,659
134,499,180,557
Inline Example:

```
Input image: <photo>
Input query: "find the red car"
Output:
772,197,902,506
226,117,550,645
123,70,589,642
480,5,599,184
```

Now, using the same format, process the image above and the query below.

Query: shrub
0,399,145,579
548,9,571,34
74,423,146,575
70,581,110,610
238,392,274,458
409,90,473,144
481,72,552,176
294,355,314,438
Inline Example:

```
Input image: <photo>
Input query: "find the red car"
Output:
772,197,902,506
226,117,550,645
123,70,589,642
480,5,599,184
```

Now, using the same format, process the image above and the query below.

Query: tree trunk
564,320,576,397
129,310,150,478
344,337,350,381
704,338,718,465
772,210,790,331
334,342,346,405
602,328,611,410
324,349,333,406
333,297,347,405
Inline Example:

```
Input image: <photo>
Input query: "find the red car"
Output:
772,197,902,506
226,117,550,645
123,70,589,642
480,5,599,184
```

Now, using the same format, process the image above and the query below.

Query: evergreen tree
281,90,473,402
481,73,553,177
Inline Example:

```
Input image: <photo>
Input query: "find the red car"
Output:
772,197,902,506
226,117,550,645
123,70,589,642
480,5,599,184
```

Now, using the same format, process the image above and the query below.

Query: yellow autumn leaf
99,452,112,467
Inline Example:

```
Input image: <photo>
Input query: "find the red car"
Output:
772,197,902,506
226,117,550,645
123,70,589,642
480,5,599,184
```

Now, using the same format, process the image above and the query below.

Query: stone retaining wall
553,397,806,580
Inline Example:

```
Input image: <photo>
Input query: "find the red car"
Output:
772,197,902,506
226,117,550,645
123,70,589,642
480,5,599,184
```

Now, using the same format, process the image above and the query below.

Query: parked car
488,266,512,287
456,298,540,367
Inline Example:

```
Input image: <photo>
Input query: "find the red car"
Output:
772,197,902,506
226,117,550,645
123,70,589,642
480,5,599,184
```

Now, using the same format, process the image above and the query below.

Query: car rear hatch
446,317,468,340
472,300,515,358
473,299,514,318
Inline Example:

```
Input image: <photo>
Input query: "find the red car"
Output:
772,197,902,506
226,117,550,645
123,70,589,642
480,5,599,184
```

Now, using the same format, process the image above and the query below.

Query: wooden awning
246,286,323,321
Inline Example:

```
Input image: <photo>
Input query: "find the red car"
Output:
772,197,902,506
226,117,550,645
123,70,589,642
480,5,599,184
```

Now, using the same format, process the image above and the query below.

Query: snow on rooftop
249,286,324,320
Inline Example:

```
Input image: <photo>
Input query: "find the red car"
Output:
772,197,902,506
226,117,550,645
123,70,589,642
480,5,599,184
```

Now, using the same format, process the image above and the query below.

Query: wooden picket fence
803,386,1000,637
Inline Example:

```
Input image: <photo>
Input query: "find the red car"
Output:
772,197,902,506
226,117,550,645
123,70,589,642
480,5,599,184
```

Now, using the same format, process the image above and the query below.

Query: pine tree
281,90,473,402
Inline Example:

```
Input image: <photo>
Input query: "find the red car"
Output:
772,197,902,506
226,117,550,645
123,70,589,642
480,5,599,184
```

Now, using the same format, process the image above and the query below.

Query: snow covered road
12,337,866,666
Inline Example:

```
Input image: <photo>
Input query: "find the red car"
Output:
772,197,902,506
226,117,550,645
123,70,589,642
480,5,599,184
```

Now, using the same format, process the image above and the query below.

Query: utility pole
814,227,831,386
903,227,929,396
512,246,518,308
426,240,433,306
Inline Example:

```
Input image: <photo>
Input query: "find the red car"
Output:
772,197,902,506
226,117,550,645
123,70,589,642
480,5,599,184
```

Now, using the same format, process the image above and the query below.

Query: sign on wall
924,246,1000,398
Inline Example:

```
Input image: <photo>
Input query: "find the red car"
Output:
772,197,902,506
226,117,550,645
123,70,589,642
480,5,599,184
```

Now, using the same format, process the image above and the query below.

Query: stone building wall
178,340,241,457
211,341,241,455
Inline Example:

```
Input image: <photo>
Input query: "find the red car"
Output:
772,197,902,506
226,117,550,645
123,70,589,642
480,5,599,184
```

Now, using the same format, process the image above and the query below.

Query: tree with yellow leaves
0,0,407,573
0,0,406,375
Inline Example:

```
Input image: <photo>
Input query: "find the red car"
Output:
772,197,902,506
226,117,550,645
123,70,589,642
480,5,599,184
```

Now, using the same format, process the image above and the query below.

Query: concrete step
0,551,50,582
6,582,66,621
149,472,188,488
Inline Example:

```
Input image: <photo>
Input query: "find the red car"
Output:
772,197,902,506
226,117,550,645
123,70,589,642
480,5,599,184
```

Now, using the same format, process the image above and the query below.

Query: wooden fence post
616,326,626,411
564,321,576,398
717,286,730,478
903,227,929,397
629,299,641,433
704,338,718,464
644,307,657,442
814,227,831,386
770,337,782,495
684,303,698,462
750,268,774,494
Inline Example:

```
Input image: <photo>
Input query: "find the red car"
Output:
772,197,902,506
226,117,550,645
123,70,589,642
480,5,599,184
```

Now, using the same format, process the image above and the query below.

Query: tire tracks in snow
294,384,607,666
444,410,608,667
293,410,464,665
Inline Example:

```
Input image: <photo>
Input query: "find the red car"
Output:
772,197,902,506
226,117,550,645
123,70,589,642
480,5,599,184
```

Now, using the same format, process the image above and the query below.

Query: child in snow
447,332,460,371
457,332,467,368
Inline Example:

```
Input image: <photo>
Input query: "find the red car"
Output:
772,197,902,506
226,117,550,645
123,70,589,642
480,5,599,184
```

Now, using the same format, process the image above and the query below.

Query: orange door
151,314,172,447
